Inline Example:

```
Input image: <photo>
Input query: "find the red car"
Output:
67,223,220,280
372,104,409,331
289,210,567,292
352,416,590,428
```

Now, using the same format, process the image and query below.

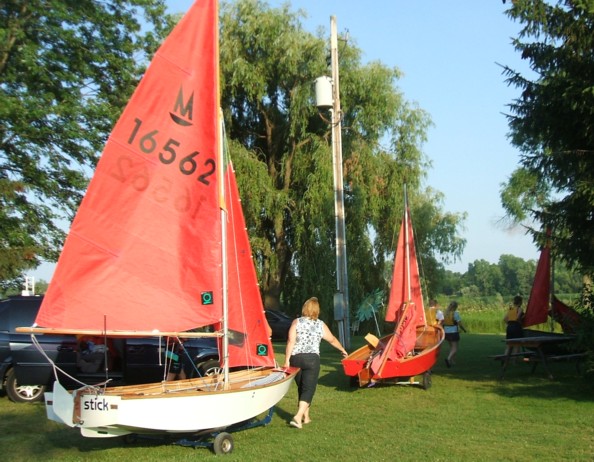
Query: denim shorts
445,332,460,342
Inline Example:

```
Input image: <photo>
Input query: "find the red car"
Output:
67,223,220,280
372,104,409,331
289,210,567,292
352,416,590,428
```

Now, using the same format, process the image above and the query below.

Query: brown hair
301,297,320,320
446,301,458,313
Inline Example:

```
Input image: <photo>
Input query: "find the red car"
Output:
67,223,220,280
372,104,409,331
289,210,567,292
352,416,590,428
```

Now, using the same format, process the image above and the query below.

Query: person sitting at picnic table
503,295,524,356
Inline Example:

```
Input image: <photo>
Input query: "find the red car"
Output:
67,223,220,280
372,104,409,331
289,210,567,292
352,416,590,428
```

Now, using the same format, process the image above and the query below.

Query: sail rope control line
161,335,222,393
162,336,203,380
30,334,112,391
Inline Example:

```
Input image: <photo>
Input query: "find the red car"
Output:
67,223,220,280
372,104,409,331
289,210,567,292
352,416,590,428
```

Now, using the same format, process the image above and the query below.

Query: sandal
289,418,302,429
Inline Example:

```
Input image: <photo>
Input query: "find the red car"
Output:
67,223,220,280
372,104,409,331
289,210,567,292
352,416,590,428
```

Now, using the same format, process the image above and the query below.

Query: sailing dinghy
17,0,297,447
518,232,583,359
342,188,444,389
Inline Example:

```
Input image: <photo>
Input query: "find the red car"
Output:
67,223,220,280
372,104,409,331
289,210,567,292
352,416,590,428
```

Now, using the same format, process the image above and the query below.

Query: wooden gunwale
74,367,290,399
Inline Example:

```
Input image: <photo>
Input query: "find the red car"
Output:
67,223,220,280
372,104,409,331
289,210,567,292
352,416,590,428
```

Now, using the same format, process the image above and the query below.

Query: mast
549,228,555,332
220,114,230,387
404,184,412,303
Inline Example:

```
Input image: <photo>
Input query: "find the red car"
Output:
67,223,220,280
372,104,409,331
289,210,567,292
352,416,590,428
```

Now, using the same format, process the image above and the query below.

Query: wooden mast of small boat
404,184,412,307
219,112,230,388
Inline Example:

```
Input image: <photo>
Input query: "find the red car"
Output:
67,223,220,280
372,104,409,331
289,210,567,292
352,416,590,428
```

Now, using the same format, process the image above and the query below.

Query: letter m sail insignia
170,87,194,126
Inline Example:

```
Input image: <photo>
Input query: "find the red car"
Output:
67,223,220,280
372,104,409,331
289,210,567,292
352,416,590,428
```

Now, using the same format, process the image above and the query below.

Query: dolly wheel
213,432,234,455
422,371,432,390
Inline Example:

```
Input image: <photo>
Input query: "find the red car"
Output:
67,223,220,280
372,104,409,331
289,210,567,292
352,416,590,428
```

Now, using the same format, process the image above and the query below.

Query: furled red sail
36,0,223,332
372,199,426,375
523,244,551,328
385,205,426,330
551,296,581,335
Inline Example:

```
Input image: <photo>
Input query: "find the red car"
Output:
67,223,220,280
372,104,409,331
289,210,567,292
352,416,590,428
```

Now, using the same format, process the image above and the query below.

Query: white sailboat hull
45,368,297,438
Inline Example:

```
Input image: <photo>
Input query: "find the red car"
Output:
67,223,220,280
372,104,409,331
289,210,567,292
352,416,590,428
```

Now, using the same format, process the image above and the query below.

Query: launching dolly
126,408,276,455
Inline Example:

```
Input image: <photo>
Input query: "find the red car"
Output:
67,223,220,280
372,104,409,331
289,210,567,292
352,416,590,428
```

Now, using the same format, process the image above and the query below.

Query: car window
0,297,43,332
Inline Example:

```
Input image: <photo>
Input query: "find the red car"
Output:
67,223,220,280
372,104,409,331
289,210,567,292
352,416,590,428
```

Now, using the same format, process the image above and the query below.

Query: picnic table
491,335,585,380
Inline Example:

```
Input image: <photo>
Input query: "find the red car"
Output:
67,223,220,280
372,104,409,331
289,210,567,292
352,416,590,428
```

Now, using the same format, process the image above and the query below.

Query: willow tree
0,0,174,287
220,0,465,316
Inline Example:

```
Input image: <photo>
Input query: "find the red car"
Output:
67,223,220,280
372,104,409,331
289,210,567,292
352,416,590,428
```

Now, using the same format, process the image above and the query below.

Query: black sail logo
170,87,194,126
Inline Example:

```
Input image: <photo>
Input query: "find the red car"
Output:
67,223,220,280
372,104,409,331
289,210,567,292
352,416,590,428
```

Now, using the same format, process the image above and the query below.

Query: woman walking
443,301,466,368
284,297,348,429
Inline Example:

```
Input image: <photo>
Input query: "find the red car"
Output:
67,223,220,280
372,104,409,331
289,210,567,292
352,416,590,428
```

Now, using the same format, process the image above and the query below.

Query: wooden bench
491,351,586,378
489,352,536,362
525,352,587,374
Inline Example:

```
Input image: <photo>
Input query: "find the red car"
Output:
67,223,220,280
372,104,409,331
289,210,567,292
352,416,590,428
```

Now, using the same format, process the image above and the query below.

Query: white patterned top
292,317,324,355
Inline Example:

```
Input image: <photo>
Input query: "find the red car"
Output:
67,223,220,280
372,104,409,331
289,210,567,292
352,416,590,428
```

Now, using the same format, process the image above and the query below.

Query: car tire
5,367,46,403
196,359,222,377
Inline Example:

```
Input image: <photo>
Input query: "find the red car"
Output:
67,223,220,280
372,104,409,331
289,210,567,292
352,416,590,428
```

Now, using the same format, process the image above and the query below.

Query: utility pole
330,16,350,349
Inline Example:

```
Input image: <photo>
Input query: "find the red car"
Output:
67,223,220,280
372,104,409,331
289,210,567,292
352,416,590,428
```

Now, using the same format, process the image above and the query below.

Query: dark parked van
0,295,220,403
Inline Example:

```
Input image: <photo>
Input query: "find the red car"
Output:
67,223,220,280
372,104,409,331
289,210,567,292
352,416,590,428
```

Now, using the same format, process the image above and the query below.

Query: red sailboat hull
342,325,443,387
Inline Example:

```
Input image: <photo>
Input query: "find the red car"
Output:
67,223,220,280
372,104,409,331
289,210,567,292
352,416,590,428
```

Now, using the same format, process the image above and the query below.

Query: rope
30,334,107,392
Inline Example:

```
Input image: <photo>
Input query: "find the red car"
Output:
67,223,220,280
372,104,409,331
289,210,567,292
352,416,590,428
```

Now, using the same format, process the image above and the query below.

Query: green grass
1,334,593,461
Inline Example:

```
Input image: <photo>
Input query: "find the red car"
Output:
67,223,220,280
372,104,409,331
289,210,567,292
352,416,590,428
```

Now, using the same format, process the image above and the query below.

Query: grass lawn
1,333,592,461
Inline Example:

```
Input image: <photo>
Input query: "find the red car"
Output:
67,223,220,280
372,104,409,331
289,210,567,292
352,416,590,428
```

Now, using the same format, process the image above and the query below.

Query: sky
31,0,538,283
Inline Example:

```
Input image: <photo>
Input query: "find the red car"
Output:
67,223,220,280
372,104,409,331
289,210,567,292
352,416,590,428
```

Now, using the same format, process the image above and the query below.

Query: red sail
379,204,426,367
224,165,274,367
35,0,222,332
551,296,581,335
523,245,551,328
385,207,426,326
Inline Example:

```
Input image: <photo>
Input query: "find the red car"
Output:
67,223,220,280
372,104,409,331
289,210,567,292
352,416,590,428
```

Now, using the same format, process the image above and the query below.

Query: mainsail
33,0,274,369
36,0,222,333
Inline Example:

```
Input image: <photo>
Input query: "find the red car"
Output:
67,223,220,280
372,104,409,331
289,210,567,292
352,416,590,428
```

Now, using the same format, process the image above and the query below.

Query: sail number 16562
127,117,215,185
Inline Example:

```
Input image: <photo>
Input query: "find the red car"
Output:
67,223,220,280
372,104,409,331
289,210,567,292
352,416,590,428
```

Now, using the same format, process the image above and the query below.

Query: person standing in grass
284,297,348,429
443,301,466,368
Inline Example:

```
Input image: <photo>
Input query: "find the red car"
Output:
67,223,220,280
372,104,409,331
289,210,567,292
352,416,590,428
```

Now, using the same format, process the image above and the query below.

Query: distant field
1,334,592,461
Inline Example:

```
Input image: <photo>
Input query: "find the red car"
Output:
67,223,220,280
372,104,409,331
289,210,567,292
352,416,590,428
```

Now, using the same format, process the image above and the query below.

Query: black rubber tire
197,359,222,377
422,371,432,390
5,367,46,403
212,432,234,455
